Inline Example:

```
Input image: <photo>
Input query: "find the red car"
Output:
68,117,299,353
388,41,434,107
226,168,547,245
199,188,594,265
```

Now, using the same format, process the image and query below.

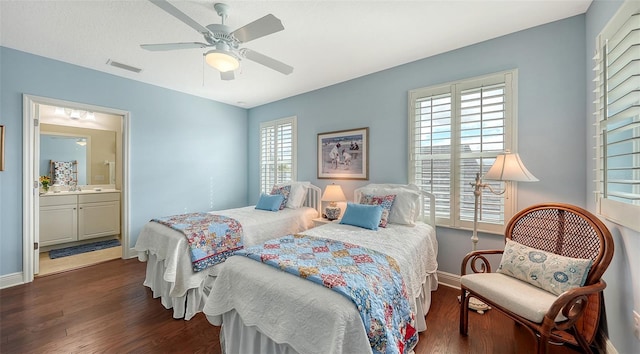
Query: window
260,116,297,193
409,70,517,233
594,1,640,231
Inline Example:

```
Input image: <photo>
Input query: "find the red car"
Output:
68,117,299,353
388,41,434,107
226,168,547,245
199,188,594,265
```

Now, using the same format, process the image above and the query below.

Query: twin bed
136,183,438,353
134,182,322,320
204,184,438,354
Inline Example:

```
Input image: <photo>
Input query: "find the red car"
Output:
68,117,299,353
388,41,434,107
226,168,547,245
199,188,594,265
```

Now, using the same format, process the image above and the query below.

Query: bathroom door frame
22,94,131,283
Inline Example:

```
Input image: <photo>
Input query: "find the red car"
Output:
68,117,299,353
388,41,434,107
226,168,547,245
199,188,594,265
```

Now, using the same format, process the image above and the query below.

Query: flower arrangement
39,175,51,191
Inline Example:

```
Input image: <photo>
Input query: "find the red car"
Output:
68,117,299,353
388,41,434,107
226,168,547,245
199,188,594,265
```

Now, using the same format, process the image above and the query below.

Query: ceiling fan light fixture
205,50,240,73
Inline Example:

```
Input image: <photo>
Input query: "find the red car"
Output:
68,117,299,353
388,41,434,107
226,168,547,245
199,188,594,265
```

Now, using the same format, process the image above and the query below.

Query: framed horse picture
317,127,368,180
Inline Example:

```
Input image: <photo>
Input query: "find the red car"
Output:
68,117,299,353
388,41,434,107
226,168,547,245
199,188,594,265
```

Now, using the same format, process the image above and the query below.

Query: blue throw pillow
255,194,284,212
339,202,383,230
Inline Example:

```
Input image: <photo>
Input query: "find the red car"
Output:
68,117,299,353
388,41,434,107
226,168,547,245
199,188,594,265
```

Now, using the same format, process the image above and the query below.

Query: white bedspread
203,222,437,354
135,206,318,299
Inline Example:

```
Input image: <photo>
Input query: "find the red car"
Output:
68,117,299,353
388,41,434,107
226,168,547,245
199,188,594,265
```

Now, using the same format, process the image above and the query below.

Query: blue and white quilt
152,212,243,272
236,234,417,354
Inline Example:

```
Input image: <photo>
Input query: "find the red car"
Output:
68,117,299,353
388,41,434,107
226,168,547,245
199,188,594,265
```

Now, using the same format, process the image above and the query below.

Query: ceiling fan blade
242,49,293,75
220,71,235,81
231,14,284,43
140,42,209,51
149,0,210,35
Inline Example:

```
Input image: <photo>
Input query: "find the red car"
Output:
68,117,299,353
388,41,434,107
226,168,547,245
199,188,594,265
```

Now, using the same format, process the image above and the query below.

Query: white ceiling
1,0,592,108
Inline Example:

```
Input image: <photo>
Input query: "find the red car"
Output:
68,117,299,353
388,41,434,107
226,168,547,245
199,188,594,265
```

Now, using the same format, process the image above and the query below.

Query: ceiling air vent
106,59,142,73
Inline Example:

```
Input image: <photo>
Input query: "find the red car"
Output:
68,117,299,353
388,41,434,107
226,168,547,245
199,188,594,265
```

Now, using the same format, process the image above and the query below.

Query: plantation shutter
409,70,516,232
410,90,453,223
458,82,508,226
260,117,297,194
594,2,640,231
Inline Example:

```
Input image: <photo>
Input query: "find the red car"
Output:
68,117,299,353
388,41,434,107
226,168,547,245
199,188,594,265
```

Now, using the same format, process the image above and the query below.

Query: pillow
339,203,383,230
497,239,593,296
359,186,420,225
359,194,396,227
255,194,285,212
270,185,291,210
276,181,311,209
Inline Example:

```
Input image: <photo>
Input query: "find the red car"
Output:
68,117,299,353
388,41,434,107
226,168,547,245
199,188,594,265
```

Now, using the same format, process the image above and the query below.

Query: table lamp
322,183,346,220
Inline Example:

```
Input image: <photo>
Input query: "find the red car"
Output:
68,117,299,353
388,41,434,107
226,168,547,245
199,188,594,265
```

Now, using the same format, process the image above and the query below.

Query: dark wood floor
0,258,586,353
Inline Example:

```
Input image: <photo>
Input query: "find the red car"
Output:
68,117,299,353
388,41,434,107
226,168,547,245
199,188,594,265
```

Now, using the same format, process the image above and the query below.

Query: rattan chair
459,203,614,354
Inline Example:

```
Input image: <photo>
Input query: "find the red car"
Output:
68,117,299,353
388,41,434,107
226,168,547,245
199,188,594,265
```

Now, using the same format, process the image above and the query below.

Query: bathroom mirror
40,133,88,185
40,124,117,186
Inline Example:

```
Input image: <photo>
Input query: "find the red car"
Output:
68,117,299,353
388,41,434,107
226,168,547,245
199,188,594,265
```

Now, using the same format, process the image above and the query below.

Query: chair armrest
460,249,504,276
543,280,607,330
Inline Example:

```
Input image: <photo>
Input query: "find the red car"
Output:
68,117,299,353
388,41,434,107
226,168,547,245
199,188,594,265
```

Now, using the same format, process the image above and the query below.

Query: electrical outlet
634,310,640,340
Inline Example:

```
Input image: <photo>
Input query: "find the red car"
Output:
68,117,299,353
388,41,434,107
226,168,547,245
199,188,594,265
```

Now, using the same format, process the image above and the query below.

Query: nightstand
312,218,333,227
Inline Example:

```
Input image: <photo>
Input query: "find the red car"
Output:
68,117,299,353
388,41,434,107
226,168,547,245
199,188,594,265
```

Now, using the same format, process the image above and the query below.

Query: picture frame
0,125,4,171
317,127,368,180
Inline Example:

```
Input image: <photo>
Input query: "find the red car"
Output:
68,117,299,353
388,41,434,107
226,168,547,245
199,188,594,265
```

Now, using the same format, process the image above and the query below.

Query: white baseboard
0,272,25,289
437,270,461,289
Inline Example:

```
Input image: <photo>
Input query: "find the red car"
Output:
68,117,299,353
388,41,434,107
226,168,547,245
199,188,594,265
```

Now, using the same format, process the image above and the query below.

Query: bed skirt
142,253,217,320
212,273,439,354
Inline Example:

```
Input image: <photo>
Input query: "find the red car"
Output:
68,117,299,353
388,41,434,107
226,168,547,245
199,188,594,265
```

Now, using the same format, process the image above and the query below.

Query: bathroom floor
37,245,122,276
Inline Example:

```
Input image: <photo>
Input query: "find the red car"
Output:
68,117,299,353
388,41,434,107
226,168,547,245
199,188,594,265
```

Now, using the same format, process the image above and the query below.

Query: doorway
22,95,130,282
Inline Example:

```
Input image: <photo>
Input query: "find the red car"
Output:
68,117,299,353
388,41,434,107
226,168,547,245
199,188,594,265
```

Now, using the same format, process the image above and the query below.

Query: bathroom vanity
39,189,120,247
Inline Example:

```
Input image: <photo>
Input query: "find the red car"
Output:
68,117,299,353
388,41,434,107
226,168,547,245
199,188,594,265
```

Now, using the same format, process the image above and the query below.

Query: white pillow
276,181,311,209
359,184,421,226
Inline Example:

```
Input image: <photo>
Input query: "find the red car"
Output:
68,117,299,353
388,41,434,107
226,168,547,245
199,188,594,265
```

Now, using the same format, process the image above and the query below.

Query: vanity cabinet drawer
40,194,77,207
78,192,120,203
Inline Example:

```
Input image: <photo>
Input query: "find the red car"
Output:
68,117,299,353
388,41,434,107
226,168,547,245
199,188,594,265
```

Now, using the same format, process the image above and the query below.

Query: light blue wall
249,15,587,271
585,1,639,353
0,47,248,276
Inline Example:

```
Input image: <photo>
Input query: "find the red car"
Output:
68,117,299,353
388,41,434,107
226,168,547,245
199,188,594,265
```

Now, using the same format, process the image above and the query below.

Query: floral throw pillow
359,194,396,227
270,185,291,210
497,239,593,296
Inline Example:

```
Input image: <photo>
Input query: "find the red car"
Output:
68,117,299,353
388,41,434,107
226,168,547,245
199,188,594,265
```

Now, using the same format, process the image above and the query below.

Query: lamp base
325,206,341,221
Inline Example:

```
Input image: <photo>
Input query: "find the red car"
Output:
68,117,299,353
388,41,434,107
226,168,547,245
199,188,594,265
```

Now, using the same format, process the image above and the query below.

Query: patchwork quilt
52,160,75,186
236,234,417,354
152,213,243,272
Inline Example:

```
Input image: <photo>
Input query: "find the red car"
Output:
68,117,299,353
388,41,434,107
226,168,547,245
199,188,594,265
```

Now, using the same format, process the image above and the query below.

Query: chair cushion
461,273,567,323
497,239,593,296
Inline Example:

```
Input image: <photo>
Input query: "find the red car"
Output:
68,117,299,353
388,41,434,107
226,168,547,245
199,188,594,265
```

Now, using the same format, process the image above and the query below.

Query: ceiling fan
141,0,293,81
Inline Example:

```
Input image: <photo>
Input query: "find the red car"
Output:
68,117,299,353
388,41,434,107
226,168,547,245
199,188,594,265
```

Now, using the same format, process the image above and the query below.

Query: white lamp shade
484,153,538,182
321,184,346,202
205,50,240,72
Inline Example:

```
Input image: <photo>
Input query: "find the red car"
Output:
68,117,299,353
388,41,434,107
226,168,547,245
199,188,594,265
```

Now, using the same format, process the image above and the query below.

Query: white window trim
593,0,640,232
409,70,519,234
259,116,297,193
